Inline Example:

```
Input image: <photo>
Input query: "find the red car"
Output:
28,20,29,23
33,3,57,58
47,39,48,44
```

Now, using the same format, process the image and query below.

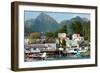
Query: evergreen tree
71,20,82,34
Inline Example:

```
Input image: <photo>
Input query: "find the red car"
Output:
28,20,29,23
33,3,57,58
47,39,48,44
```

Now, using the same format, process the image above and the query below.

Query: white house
58,33,66,39
72,34,84,41
24,37,30,44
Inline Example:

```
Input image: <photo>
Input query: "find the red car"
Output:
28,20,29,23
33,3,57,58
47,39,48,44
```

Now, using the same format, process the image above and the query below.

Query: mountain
24,12,90,35
31,12,59,32
71,16,83,22
24,19,35,35
82,17,89,22
59,16,89,34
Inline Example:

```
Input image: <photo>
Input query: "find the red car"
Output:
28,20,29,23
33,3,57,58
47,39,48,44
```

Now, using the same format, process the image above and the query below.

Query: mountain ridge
24,12,90,35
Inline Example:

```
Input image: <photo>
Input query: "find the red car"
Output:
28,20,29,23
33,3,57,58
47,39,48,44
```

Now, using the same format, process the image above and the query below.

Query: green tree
61,39,66,51
58,25,68,33
29,32,40,39
71,21,82,34
82,21,90,41
45,32,54,38
45,25,68,38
